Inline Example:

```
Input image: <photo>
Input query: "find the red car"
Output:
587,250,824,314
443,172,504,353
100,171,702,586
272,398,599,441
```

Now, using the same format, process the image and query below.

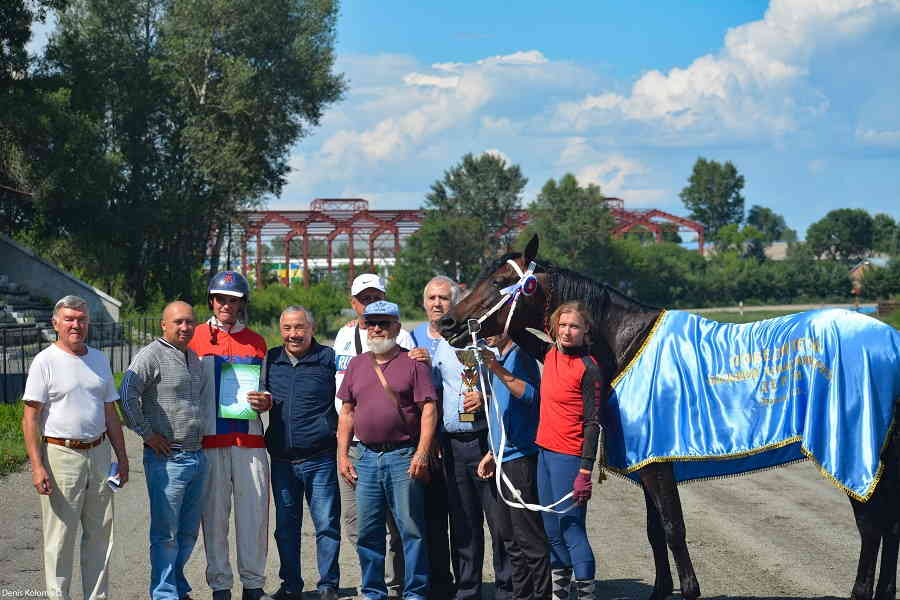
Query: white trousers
201,445,270,591
40,441,114,600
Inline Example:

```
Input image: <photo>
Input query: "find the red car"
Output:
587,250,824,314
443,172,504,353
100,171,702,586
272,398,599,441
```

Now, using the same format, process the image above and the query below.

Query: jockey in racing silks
189,271,273,600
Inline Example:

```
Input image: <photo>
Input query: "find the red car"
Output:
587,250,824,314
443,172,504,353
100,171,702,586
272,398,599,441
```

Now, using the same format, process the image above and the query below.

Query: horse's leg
875,528,898,600
639,464,700,600
850,497,881,600
643,483,674,600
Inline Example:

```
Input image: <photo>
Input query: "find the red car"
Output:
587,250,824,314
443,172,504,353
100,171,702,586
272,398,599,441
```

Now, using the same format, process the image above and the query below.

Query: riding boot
552,568,572,599
574,579,595,599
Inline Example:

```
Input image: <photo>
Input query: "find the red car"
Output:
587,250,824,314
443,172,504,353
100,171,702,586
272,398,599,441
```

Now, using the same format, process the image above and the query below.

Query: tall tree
679,157,745,242
872,213,899,255
521,173,615,281
806,208,874,263
425,152,527,252
35,0,343,307
746,205,797,243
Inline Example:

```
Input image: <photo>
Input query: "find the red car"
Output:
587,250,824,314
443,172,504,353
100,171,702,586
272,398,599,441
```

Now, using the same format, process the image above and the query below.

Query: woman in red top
535,301,607,600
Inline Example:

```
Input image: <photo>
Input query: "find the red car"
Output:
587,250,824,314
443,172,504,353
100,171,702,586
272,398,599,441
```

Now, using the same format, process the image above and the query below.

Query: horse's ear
524,234,539,264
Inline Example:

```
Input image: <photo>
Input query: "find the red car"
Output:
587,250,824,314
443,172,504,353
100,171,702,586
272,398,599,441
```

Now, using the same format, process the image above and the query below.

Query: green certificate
218,363,260,420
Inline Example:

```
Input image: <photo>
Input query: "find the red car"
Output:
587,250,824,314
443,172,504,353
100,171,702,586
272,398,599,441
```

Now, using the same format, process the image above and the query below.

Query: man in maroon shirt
337,301,437,600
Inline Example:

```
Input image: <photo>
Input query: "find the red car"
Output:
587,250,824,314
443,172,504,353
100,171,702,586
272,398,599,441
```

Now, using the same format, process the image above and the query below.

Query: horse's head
440,235,550,348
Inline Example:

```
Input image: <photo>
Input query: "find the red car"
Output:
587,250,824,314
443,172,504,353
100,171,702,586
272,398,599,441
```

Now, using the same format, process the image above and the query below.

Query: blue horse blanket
604,308,900,501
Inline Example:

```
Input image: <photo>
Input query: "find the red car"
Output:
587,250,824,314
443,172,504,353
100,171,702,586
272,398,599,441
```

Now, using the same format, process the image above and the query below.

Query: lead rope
470,260,575,514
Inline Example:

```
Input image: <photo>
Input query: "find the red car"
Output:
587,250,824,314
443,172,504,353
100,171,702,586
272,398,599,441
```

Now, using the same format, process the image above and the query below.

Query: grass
0,401,27,476
0,373,127,479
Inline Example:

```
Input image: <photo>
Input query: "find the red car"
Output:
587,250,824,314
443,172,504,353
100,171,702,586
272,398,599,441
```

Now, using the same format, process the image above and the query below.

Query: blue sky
30,1,900,239
280,0,900,240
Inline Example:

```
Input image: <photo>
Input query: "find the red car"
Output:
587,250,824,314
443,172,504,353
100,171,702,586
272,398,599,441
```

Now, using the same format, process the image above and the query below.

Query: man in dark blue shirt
258,306,339,600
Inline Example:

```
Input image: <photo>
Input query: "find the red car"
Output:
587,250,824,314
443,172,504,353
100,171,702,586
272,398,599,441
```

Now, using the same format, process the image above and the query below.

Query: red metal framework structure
229,197,703,288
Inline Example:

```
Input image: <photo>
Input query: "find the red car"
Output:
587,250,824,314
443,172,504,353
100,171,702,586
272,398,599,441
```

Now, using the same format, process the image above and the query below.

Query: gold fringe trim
611,310,667,389
599,456,811,488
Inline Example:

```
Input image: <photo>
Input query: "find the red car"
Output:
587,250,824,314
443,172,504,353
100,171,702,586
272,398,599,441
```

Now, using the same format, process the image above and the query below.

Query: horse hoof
646,582,674,600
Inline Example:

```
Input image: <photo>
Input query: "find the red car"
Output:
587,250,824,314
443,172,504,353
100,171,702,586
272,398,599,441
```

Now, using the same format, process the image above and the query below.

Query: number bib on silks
603,308,900,501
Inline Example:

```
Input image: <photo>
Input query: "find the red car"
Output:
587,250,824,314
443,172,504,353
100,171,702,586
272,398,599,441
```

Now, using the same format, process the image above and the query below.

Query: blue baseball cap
363,300,400,319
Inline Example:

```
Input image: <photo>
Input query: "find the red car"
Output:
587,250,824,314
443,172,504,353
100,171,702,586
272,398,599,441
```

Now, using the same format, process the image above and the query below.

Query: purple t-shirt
337,349,436,445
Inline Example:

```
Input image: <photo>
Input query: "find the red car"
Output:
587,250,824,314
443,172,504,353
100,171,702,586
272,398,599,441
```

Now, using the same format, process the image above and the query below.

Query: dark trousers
490,454,552,600
443,432,513,600
424,456,454,599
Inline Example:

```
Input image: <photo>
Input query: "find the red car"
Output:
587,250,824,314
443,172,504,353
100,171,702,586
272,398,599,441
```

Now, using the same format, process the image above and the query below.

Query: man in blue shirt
475,334,551,600
428,279,513,600
261,306,340,600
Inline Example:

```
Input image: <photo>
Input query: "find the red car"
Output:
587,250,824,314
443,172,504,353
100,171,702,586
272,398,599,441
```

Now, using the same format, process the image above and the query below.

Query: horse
438,234,900,600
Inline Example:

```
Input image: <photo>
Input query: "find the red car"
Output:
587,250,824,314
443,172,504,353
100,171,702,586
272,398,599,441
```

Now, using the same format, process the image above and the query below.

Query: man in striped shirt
119,301,208,600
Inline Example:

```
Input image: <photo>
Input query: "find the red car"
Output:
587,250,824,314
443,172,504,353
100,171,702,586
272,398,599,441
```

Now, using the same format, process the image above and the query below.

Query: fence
0,318,160,404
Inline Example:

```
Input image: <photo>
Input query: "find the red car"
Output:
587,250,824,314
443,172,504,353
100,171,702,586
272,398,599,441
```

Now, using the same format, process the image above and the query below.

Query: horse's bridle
474,259,538,339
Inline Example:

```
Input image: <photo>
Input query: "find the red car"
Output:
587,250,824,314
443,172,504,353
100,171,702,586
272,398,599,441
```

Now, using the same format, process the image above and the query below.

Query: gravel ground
0,419,875,599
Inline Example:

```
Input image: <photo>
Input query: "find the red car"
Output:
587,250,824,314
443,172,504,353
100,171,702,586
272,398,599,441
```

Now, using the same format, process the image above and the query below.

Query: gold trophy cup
455,348,480,423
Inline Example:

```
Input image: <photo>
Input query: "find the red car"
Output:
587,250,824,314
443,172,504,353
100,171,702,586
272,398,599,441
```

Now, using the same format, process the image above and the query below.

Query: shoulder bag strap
354,324,363,355
369,352,412,434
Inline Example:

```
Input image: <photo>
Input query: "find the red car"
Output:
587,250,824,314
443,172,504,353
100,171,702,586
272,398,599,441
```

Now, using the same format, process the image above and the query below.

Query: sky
29,1,900,240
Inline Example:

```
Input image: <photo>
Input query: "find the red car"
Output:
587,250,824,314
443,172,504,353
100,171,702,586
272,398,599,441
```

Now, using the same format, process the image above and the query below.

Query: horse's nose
438,314,456,333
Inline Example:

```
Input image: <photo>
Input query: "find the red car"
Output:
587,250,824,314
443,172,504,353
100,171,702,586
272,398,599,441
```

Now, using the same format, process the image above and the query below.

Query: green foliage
872,213,900,255
389,152,527,307
7,0,343,309
746,205,797,243
521,173,615,282
880,309,900,330
612,239,705,307
0,402,26,477
806,208,874,263
679,157,746,242
249,281,346,338
714,224,766,260
861,257,900,300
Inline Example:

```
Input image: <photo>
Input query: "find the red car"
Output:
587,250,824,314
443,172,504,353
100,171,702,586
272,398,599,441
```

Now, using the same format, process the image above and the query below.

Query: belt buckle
65,439,74,448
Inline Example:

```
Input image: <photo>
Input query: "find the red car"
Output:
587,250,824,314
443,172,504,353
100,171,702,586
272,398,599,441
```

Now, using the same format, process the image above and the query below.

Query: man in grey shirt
119,301,208,600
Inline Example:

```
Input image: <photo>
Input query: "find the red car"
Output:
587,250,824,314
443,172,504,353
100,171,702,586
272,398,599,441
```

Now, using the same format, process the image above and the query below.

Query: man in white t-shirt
333,273,424,598
21,295,129,600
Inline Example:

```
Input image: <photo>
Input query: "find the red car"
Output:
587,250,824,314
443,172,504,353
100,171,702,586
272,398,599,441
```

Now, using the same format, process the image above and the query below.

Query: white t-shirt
23,344,118,439
333,320,415,417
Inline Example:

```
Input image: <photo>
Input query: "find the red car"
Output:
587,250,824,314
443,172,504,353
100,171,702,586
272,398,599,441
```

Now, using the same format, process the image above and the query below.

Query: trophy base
458,412,476,423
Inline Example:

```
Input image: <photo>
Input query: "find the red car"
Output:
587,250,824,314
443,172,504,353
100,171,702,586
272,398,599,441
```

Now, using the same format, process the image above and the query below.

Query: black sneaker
242,588,273,600
270,587,302,600
319,587,339,600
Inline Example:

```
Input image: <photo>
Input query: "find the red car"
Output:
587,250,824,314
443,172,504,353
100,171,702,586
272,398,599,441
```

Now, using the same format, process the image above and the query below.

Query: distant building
850,256,890,295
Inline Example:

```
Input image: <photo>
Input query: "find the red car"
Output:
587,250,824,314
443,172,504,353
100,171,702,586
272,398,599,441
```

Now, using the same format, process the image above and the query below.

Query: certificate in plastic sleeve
218,363,260,419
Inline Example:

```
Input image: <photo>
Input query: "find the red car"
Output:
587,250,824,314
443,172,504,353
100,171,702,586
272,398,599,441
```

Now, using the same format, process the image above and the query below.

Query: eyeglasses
364,319,394,329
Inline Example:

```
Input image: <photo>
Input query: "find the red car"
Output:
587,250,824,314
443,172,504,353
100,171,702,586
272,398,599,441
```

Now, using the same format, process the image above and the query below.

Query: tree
806,209,874,263
872,213,899,255
714,223,767,260
746,205,797,243
679,157,745,242
32,0,344,307
521,173,615,281
425,152,527,251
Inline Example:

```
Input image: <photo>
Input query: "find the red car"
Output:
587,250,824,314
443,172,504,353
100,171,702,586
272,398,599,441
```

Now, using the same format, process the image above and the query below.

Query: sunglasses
364,319,395,329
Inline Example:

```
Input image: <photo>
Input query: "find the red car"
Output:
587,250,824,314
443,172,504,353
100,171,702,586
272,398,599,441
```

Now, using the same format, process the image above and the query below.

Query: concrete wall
0,234,122,322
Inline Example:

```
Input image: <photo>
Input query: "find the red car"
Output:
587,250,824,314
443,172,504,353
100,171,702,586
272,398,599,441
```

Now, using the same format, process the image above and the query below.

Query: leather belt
43,433,105,450
362,440,415,453
446,430,487,442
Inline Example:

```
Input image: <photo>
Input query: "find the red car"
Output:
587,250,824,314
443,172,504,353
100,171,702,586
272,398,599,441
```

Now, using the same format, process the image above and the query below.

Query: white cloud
549,0,898,144
482,148,511,164
572,155,667,208
477,50,549,66
856,128,900,147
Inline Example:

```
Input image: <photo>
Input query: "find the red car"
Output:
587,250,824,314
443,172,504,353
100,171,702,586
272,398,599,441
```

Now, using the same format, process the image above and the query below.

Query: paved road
0,420,871,599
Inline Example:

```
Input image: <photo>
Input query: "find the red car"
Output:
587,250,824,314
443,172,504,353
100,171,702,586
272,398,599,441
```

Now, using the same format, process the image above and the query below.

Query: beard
369,337,398,354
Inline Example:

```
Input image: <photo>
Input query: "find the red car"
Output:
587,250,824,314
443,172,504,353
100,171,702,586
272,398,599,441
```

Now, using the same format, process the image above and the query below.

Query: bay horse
439,234,900,600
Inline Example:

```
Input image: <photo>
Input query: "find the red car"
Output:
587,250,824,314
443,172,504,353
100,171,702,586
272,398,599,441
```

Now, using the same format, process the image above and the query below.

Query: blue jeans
537,448,595,581
271,453,341,593
143,448,207,600
355,445,428,600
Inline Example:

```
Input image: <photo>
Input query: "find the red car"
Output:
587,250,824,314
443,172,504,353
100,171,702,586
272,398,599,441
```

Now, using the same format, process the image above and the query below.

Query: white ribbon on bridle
469,259,576,513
